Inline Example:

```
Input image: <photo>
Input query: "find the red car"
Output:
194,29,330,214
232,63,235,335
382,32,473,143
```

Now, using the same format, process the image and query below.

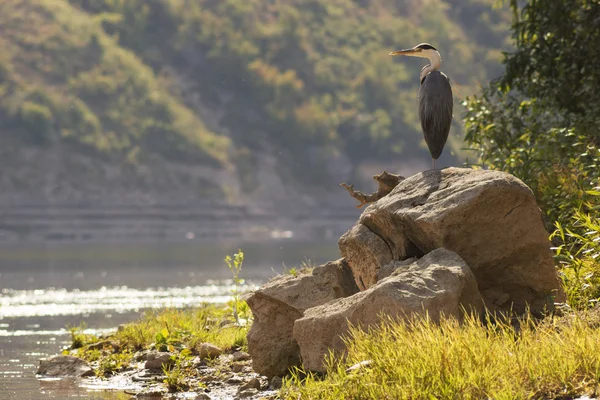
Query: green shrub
462,0,600,309
552,191,600,309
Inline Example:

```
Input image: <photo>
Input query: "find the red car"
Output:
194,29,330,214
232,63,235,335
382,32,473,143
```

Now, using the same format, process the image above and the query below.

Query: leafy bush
552,192,600,309
463,0,600,228
463,0,600,308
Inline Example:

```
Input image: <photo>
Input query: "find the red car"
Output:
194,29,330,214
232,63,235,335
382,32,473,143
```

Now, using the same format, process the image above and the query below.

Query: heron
389,43,453,170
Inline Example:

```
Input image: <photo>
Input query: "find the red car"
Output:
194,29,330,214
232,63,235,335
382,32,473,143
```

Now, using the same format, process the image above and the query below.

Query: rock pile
246,168,565,375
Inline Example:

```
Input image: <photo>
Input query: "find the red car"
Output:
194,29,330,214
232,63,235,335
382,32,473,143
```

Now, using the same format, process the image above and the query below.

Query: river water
0,240,340,399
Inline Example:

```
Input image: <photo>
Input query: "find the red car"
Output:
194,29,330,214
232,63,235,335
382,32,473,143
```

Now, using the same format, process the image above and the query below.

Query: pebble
236,388,259,399
233,351,251,362
238,377,261,391
232,362,244,372
144,352,173,370
36,355,95,378
199,343,223,359
269,376,283,389
227,376,244,384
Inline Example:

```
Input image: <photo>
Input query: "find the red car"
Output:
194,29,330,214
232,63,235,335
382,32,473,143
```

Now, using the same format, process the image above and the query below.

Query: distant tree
463,0,600,228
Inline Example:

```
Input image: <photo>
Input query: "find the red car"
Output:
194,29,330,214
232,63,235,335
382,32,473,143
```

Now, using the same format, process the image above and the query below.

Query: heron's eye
417,44,437,51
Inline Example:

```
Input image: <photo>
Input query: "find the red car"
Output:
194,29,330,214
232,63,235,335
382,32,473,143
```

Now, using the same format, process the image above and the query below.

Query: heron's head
389,43,439,60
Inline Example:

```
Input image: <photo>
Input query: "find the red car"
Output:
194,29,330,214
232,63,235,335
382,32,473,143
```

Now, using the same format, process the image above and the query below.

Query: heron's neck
419,50,442,82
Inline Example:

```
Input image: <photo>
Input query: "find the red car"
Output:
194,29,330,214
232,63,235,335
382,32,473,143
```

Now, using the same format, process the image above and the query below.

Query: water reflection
0,240,339,399
0,282,258,318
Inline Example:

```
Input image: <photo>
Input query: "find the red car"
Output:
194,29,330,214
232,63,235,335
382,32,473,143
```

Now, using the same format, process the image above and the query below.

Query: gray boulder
245,258,359,378
37,355,94,377
293,249,482,372
340,167,564,313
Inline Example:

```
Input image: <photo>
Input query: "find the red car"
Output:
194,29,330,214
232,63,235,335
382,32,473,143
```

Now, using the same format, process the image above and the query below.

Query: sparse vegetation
67,322,96,349
97,350,133,378
70,306,249,367
225,249,245,325
163,351,193,392
284,258,316,277
115,307,249,352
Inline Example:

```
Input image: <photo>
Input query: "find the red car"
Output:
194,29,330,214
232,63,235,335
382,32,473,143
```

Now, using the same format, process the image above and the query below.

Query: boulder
37,355,94,377
339,167,564,313
245,258,359,377
376,258,417,281
338,224,393,290
293,249,482,372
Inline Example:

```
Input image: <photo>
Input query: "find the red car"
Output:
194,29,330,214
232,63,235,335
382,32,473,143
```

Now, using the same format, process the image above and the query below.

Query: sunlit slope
67,0,510,182
0,0,230,167
0,0,511,202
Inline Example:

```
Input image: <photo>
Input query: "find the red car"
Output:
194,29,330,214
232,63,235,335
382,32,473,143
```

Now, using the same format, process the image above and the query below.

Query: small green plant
283,258,314,277
225,249,244,325
97,350,132,377
163,351,193,392
154,325,190,352
80,348,102,362
67,322,96,349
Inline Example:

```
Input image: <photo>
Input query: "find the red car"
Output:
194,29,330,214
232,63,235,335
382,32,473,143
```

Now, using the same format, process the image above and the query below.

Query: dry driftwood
340,171,405,208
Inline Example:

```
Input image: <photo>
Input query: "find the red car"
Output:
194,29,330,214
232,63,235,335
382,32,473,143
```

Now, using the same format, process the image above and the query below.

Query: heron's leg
432,158,436,170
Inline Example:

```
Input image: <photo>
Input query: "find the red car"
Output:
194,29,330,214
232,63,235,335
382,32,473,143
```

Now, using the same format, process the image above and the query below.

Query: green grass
283,311,600,399
70,305,249,378
111,306,248,351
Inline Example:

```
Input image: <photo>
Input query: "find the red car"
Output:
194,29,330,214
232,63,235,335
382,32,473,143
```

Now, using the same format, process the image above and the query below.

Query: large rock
339,167,564,313
245,259,359,378
37,355,94,377
293,249,482,372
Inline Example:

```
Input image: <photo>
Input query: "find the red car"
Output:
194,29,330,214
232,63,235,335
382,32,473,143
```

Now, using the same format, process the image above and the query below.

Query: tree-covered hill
0,0,511,206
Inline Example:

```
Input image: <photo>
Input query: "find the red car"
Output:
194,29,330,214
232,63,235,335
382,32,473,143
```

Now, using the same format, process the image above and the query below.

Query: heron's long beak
389,48,421,57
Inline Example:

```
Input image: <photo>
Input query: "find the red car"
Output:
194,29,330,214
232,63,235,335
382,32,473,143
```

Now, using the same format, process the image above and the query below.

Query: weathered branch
341,171,405,208
340,182,377,208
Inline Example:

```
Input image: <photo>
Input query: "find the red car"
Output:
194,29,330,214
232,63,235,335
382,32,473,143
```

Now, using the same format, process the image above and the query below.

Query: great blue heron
389,43,453,170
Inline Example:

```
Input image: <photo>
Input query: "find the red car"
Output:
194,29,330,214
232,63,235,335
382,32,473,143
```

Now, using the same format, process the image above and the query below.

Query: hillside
0,0,511,210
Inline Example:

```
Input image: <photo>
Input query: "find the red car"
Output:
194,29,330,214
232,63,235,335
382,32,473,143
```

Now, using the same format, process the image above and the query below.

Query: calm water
0,240,340,399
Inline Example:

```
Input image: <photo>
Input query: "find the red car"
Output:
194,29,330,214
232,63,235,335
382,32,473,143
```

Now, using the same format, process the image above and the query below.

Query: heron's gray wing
418,71,453,160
